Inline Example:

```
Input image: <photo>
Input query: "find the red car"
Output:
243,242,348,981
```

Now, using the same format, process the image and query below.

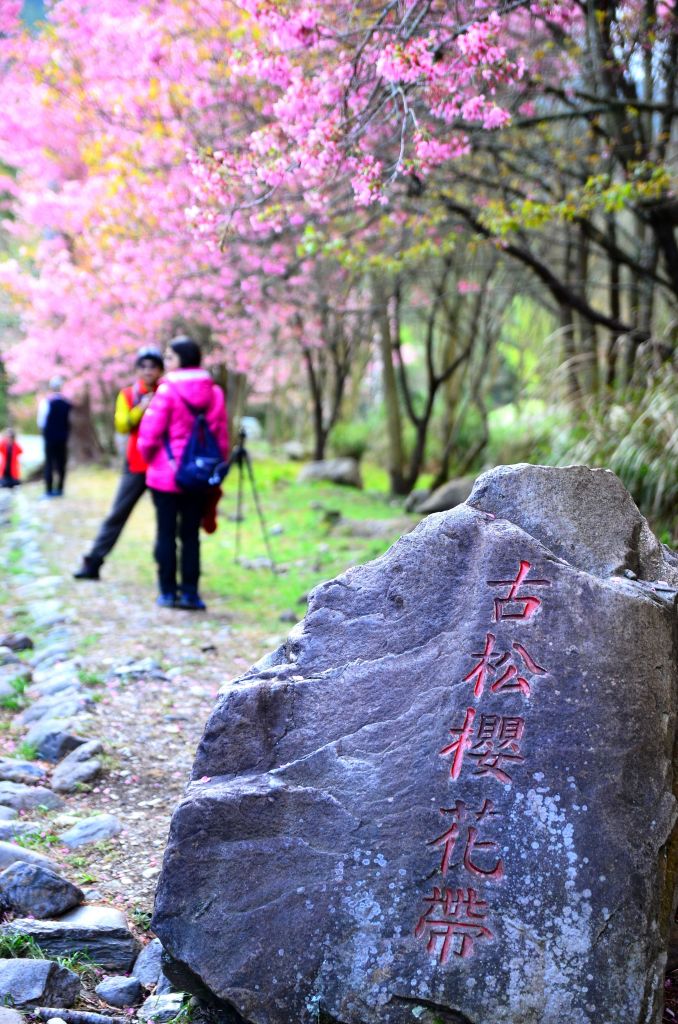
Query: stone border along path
0,485,263,1023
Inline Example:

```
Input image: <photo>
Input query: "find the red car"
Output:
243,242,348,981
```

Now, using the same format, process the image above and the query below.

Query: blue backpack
165,392,227,491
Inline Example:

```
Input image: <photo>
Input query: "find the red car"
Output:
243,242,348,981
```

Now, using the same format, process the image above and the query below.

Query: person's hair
136,346,164,369
48,375,64,391
169,336,201,368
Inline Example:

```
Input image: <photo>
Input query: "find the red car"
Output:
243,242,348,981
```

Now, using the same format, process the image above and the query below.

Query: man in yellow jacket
73,347,164,580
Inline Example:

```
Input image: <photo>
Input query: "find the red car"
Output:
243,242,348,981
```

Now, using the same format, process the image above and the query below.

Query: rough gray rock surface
0,861,84,918
154,464,678,1024
1,906,139,971
0,958,80,1008
467,463,678,584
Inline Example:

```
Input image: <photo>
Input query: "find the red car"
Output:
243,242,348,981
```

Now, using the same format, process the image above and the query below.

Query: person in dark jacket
73,347,164,580
138,336,228,610
37,376,71,497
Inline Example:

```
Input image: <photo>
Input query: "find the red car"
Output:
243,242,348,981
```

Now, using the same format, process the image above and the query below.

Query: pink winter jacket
137,368,229,493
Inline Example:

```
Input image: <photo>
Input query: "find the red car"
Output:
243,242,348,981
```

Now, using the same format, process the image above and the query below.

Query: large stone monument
154,465,678,1024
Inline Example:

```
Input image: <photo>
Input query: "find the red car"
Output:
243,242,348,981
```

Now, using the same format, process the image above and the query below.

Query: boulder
298,458,363,488
0,861,84,918
1,906,139,971
153,464,678,1024
282,440,308,461
0,959,80,1008
414,475,476,514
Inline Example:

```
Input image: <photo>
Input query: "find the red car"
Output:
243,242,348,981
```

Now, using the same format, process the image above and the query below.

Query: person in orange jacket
0,428,22,488
73,347,164,580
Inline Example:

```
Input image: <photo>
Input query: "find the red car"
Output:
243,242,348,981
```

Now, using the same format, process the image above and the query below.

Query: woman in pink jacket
138,336,229,610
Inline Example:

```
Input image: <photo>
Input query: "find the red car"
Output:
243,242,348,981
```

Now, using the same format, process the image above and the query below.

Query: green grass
55,950,102,983
68,457,417,630
14,741,39,760
130,907,153,932
14,830,61,852
78,669,104,688
0,676,30,712
0,933,45,959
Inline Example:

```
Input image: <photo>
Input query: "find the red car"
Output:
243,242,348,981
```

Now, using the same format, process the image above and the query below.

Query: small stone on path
95,975,143,1008
0,841,59,872
0,782,63,811
58,813,122,848
0,758,47,785
51,741,103,794
24,721,87,763
137,993,185,1023
132,938,163,988
0,1007,24,1024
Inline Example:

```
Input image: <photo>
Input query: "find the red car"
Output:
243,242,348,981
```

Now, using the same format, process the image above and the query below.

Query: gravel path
0,478,273,918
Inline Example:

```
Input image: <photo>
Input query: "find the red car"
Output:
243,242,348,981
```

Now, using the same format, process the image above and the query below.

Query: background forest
0,0,675,539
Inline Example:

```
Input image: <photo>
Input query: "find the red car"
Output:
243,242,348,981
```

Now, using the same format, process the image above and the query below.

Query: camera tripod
222,427,276,572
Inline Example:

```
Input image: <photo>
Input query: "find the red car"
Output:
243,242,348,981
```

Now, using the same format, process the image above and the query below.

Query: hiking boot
73,557,102,580
177,591,206,611
156,592,177,608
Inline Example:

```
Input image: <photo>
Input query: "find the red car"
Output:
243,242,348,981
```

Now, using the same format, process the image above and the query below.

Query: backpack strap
162,383,209,465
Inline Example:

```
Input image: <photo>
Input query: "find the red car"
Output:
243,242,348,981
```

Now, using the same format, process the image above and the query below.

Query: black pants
151,489,206,596
88,470,147,565
44,440,68,494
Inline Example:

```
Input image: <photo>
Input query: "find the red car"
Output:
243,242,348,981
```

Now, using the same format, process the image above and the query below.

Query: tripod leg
235,458,245,562
243,453,276,570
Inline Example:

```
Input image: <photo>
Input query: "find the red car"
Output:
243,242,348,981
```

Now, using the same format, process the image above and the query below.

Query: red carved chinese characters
415,887,493,963
415,559,553,965
464,633,546,699
487,559,550,622
429,799,503,879
440,710,525,785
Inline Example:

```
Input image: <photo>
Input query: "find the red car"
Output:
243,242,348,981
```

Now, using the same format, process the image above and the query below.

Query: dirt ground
1,478,279,920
